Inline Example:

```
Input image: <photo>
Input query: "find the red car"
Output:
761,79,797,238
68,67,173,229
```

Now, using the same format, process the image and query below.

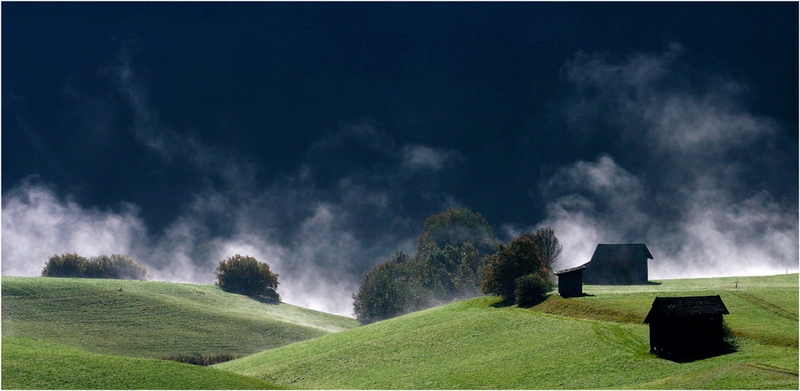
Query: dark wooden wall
557,270,583,297
583,257,648,285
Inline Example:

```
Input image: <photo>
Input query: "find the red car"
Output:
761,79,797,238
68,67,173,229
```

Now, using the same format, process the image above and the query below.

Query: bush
514,273,554,307
214,254,279,300
41,253,87,278
41,253,150,280
480,232,550,302
105,254,150,280
161,352,241,366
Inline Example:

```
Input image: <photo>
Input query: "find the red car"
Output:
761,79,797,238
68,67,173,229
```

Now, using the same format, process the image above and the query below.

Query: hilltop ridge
1,276,359,359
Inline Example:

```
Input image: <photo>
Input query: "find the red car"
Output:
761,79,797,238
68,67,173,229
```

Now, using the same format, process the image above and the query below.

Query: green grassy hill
216,274,799,389
2,276,359,359
2,337,288,389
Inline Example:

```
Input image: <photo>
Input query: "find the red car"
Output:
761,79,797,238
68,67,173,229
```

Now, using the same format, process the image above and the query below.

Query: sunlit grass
216,274,798,389
2,276,359,359
2,337,289,389
535,274,798,348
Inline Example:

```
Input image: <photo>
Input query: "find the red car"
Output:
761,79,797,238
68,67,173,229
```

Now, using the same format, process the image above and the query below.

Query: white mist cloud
537,156,648,268
1,58,464,317
2,179,147,277
401,144,458,171
542,44,798,278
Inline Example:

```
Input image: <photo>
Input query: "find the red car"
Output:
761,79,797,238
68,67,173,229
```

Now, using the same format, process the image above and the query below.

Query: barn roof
590,243,653,263
554,264,587,275
643,295,729,323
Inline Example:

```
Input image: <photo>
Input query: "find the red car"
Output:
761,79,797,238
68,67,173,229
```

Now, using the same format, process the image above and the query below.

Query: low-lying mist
509,44,798,279
3,44,796,317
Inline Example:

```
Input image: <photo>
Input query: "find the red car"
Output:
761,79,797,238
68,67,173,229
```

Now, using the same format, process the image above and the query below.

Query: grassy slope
535,274,799,348
216,274,798,389
2,336,288,390
2,276,359,359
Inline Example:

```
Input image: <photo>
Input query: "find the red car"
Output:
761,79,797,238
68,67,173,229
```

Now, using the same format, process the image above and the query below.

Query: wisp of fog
3,44,797,317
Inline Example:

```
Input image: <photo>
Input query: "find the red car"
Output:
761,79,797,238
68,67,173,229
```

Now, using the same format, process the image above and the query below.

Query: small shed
554,264,586,298
583,243,653,285
643,295,730,357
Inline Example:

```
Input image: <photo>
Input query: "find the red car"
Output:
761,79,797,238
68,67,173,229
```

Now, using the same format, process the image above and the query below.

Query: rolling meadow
3,273,798,389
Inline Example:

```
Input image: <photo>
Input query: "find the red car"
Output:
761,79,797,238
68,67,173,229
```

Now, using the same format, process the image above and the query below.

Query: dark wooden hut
583,243,652,285
554,264,586,298
643,295,730,357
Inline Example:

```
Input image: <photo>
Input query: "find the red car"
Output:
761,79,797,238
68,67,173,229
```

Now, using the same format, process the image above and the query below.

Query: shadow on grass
656,327,739,363
161,352,243,366
491,295,553,309
490,298,517,308
249,295,281,305
562,293,596,298
656,345,737,363
588,281,663,286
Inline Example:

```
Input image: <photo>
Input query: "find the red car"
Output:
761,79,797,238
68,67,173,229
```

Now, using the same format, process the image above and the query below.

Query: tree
480,232,553,302
352,208,501,323
417,207,498,255
352,251,425,324
215,254,279,300
412,208,498,301
531,227,562,276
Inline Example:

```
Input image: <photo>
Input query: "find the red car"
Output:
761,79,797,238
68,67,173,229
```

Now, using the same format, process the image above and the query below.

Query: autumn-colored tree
531,226,562,277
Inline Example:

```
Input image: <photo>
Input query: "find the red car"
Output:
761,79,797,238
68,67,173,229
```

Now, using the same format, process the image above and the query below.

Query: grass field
2,276,359,359
3,274,797,389
1,336,288,389
216,274,798,389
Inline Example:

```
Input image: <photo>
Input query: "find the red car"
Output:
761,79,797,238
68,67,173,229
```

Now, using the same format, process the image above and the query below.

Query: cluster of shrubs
161,352,241,366
41,251,282,302
352,208,561,324
480,231,557,306
41,253,150,280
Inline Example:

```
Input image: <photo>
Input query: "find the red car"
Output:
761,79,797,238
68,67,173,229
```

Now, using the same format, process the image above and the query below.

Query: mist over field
3,3,797,317
514,45,798,279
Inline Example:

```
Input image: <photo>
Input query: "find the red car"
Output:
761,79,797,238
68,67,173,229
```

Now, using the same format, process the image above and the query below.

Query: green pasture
1,337,288,389
536,274,798,348
216,274,798,389
2,273,796,389
1,276,358,359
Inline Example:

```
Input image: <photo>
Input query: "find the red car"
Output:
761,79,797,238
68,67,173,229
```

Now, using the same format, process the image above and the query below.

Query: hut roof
643,295,729,323
590,243,653,263
554,264,587,275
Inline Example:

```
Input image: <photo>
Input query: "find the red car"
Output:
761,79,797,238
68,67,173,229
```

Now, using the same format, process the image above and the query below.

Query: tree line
353,207,561,324
41,207,560,322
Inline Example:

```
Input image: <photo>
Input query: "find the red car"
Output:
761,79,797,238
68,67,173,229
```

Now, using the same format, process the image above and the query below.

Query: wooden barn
643,295,730,357
583,243,653,285
554,264,586,298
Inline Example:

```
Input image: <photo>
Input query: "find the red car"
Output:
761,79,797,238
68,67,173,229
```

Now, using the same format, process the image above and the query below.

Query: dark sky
3,2,797,315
